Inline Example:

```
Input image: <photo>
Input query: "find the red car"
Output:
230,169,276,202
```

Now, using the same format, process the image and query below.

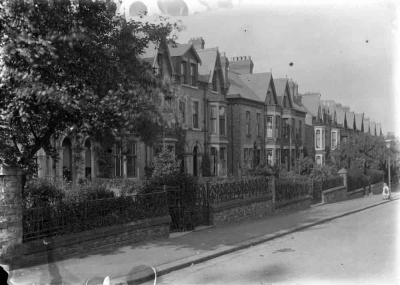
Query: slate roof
300,93,321,118
354,113,364,131
376,123,382,136
363,118,370,133
168,43,202,63
336,108,346,127
370,121,376,136
346,111,355,130
227,70,261,102
196,47,219,83
238,73,273,102
274,78,290,107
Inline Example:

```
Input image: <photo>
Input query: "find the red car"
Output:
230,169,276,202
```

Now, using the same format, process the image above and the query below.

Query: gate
166,182,210,232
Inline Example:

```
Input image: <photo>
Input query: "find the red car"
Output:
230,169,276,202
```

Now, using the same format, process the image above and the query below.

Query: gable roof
354,113,364,131
239,73,275,103
336,108,347,127
274,78,294,109
300,93,321,118
363,118,370,133
168,43,202,64
346,111,355,130
140,39,173,73
227,70,261,102
376,123,382,136
196,47,224,89
370,121,376,136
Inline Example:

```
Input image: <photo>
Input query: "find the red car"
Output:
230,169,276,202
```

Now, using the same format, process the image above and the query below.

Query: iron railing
208,178,270,204
22,192,168,242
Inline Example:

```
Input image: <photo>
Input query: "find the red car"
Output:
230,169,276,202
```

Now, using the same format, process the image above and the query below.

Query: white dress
382,185,390,199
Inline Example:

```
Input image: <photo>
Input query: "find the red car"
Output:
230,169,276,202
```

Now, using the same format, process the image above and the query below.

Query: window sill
192,127,202,131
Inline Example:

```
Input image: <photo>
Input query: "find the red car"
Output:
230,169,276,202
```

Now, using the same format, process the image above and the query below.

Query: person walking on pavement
382,182,391,200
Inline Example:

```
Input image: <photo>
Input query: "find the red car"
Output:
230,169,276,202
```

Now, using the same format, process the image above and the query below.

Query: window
114,142,123,177
283,119,289,138
254,148,261,167
283,149,289,165
283,96,287,108
316,155,322,165
275,149,280,166
266,116,273,137
276,115,280,138
266,149,273,165
190,63,197,86
322,129,325,149
331,131,336,149
316,129,321,149
249,148,253,166
127,141,137,177
246,111,250,134
291,149,295,166
219,106,226,135
244,148,248,164
256,113,260,136
181,61,187,84
179,100,186,124
212,71,217,91
298,121,302,139
210,105,217,134
192,101,199,129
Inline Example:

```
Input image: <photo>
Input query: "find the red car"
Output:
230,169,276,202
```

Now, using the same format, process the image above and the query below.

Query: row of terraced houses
36,37,384,183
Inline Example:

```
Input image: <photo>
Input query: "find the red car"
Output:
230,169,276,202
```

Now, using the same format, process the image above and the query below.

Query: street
149,200,400,285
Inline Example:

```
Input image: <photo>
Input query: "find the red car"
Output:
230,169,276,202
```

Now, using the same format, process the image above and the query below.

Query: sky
119,0,400,136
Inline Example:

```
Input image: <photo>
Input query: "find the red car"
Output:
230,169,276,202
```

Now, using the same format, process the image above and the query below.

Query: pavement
8,185,400,285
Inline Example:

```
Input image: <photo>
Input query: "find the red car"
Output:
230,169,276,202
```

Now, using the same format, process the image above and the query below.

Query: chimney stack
229,56,254,74
189,37,205,50
220,52,230,90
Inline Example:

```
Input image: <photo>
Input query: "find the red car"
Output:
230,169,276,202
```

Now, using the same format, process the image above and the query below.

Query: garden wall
370,182,384,195
321,186,347,204
18,215,171,269
210,194,274,225
274,195,311,214
347,187,366,200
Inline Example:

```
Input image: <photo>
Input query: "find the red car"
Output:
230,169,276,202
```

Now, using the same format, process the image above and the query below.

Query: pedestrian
382,182,391,200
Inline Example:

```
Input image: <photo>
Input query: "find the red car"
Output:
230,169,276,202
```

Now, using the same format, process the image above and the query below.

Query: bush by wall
366,169,383,185
347,169,370,191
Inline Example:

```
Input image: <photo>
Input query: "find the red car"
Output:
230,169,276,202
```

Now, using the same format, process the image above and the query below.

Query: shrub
23,178,65,208
366,169,383,184
347,169,370,191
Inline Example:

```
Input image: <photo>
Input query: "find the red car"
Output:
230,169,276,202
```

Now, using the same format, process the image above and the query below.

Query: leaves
0,0,182,171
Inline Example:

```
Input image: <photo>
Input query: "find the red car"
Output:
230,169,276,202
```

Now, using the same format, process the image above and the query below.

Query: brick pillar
0,164,24,270
338,168,348,190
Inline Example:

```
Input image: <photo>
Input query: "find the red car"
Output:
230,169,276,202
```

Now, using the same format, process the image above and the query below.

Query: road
148,200,400,285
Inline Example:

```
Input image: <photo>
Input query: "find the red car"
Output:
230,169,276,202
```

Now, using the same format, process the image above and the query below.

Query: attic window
181,61,187,84
190,63,197,86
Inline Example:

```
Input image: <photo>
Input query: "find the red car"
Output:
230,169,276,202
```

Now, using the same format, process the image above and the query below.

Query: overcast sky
172,0,399,135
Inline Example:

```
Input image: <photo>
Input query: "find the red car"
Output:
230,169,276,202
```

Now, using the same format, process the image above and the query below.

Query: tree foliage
0,0,181,170
331,133,388,171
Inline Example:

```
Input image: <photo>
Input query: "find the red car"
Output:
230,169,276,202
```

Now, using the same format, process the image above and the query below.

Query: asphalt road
148,200,400,285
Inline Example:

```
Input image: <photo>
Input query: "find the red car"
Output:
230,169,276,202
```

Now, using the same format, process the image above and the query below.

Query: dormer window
190,63,197,86
181,61,187,84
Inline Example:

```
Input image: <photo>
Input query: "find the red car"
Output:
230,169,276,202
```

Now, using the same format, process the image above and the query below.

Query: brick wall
321,186,347,204
211,194,273,225
274,195,311,213
17,215,171,269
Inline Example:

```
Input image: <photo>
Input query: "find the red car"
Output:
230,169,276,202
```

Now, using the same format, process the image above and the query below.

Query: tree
0,0,181,173
331,133,388,172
